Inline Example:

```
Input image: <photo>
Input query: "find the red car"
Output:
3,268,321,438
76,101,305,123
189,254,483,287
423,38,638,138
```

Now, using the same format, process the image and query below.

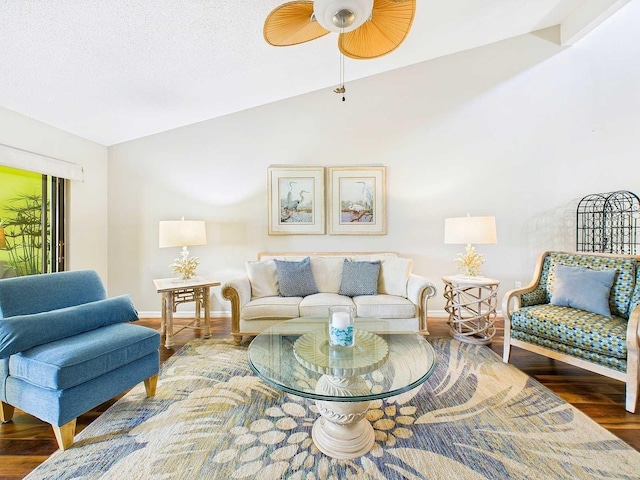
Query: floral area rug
25,338,640,479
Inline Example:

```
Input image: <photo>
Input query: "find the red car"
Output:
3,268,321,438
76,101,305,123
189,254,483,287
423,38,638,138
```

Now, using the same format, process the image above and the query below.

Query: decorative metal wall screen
576,190,640,254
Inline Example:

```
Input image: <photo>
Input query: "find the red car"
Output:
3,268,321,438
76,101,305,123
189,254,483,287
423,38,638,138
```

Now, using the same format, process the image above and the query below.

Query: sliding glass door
45,175,66,273
0,165,65,277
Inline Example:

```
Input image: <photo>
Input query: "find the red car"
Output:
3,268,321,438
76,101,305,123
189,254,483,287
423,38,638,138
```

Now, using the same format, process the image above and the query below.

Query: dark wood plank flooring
1,317,639,479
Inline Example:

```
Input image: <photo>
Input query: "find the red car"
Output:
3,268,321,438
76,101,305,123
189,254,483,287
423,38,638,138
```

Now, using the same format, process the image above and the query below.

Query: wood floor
1,316,639,479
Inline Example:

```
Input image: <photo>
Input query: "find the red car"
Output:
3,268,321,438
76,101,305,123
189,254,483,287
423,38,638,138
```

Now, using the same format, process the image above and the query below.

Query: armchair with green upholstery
502,251,640,413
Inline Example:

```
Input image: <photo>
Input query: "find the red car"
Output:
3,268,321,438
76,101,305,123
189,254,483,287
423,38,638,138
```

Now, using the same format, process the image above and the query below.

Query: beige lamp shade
0,226,6,249
444,216,497,245
159,220,207,248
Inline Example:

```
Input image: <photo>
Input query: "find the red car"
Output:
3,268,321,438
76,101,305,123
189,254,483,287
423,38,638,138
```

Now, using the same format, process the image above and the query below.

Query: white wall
108,3,640,315
0,107,109,282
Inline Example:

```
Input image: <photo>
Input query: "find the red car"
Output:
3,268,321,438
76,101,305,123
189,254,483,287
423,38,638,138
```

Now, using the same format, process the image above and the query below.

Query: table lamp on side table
159,218,207,280
444,215,497,277
443,214,499,345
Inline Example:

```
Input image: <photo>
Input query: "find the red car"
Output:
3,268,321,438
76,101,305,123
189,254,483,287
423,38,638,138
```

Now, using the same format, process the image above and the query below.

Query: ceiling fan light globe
314,0,373,33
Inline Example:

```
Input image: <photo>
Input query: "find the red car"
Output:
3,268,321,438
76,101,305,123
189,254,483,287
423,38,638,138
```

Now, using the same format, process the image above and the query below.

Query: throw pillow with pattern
339,259,381,297
274,257,319,297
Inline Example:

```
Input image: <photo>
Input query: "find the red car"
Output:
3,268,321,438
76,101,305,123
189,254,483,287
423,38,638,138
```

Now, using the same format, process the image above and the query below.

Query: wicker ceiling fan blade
338,0,416,59
264,1,330,46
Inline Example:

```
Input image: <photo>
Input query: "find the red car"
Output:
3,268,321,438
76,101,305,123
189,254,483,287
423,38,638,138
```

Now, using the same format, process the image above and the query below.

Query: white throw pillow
311,257,347,293
245,260,279,298
373,257,413,297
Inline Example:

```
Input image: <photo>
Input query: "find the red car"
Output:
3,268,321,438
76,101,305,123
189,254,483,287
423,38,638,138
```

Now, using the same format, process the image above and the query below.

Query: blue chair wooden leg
1,401,14,423
53,418,77,451
144,374,159,397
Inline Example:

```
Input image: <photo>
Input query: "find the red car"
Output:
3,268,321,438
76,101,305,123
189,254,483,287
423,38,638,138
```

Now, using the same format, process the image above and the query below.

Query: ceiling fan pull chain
334,46,346,101
342,52,346,101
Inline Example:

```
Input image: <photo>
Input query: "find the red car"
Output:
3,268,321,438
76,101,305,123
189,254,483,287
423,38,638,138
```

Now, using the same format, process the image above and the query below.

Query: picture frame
328,166,387,235
268,166,325,235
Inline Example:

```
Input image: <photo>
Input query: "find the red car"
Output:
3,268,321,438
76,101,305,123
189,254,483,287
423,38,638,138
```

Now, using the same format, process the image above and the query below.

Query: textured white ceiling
0,0,627,146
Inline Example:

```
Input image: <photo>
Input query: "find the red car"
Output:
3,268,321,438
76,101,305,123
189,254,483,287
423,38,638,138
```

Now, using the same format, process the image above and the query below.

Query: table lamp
159,218,207,280
444,215,497,277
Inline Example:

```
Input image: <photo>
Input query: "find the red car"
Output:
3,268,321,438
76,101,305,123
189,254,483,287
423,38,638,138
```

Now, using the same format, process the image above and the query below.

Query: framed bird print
268,166,325,235
328,166,387,235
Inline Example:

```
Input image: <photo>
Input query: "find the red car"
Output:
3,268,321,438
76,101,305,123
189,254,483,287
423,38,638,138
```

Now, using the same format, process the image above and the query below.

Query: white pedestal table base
312,375,375,459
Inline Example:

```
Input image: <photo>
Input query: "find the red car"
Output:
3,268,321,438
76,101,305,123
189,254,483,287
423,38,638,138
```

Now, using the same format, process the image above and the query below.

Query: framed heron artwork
328,166,387,235
268,166,325,235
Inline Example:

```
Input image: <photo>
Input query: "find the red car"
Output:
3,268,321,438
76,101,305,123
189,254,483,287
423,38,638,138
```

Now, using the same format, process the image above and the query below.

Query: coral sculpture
454,244,485,277
170,248,200,280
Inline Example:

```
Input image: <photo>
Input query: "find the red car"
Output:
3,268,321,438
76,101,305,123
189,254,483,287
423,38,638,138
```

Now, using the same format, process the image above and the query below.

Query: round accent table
442,275,499,345
247,317,436,460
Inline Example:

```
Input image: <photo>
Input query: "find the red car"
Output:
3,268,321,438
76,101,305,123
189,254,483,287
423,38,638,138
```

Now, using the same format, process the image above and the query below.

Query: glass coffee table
247,317,436,459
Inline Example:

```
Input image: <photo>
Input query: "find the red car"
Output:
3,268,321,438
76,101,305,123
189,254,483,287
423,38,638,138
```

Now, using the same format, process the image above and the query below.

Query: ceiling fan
263,0,416,60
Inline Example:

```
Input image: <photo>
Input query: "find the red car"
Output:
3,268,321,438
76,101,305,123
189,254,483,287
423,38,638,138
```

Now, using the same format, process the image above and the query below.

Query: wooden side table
442,275,499,345
153,276,220,348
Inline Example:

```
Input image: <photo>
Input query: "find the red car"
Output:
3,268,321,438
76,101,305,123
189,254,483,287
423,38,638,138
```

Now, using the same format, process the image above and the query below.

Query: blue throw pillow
274,257,319,297
0,295,139,359
550,264,616,316
339,259,381,297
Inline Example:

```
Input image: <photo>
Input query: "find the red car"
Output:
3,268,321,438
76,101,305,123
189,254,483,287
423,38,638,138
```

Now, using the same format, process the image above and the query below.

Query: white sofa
222,252,437,345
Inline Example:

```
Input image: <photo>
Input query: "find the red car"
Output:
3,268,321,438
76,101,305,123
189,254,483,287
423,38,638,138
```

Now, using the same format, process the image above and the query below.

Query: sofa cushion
510,330,627,372
510,304,627,364
376,257,412,297
0,295,139,359
550,265,616,316
246,260,279,298
311,257,347,293
339,260,380,297
0,270,107,318
353,294,417,319
8,323,159,390
274,257,319,297
241,296,301,321
299,293,355,317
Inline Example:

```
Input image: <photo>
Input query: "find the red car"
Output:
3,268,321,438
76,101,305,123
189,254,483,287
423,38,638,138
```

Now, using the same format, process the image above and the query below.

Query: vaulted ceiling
0,1,630,146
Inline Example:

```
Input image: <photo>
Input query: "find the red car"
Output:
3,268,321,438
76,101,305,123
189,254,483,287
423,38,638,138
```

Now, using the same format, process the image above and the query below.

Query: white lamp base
454,244,485,277
170,246,200,280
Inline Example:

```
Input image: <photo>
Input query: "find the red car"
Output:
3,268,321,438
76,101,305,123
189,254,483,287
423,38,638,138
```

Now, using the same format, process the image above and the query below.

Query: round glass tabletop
247,317,437,402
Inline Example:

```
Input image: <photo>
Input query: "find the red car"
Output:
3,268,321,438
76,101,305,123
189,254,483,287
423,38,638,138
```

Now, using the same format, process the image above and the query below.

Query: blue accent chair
0,270,160,450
